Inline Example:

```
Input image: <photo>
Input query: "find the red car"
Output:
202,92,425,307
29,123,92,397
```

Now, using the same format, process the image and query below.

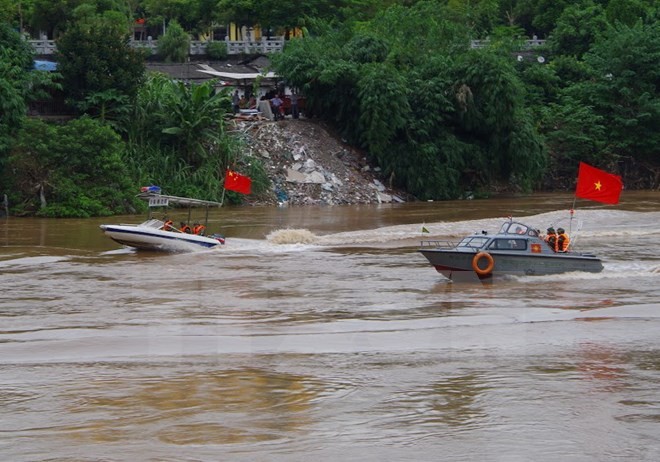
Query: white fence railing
32,38,542,56
29,38,285,56
470,39,546,49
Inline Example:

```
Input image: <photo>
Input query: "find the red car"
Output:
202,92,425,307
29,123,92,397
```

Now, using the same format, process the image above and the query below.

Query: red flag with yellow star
575,162,623,204
224,169,252,194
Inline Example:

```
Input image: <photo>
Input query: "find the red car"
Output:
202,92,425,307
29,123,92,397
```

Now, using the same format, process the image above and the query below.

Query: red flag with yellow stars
224,169,252,194
575,162,623,204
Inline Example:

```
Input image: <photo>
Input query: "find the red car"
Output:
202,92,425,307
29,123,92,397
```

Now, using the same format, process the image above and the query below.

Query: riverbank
230,117,411,206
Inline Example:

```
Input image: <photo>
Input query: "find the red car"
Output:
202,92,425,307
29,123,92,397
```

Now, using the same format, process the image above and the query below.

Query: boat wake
0,255,69,267
266,228,318,244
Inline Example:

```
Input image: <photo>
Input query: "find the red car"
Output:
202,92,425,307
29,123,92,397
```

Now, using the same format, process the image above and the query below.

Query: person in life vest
556,228,570,252
162,218,174,231
192,222,206,235
179,221,192,234
544,227,557,251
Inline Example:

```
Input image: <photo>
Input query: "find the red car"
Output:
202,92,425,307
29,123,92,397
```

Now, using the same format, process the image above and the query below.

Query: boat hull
100,224,224,252
419,248,604,281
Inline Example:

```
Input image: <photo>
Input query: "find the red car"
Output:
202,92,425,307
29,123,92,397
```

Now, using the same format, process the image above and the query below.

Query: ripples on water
1,199,660,461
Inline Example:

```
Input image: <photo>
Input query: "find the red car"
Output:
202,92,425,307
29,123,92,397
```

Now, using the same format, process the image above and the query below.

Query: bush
157,20,190,63
206,41,228,60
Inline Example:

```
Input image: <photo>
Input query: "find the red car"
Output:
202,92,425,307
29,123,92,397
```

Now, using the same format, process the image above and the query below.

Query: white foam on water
0,255,69,267
266,228,317,244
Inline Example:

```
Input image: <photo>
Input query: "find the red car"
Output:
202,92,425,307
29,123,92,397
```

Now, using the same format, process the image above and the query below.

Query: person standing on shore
232,90,240,114
271,94,283,120
290,92,299,119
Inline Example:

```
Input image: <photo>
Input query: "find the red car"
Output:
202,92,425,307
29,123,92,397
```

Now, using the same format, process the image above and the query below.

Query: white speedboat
100,191,226,252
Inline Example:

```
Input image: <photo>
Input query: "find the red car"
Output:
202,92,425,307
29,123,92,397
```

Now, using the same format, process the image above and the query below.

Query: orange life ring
472,252,494,276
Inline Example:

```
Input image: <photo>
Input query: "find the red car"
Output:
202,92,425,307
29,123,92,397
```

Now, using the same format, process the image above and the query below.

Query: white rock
307,171,325,184
373,179,386,192
286,169,307,183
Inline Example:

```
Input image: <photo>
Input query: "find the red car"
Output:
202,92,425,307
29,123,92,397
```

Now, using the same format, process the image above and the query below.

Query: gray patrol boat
419,218,603,281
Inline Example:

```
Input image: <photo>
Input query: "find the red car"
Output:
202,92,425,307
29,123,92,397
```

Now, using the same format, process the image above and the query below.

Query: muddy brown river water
1,192,659,461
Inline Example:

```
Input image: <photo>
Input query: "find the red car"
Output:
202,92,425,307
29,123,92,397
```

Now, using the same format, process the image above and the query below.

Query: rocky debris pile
231,118,407,206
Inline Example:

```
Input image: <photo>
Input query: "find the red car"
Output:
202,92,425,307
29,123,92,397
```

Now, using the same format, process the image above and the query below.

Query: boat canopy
137,192,223,208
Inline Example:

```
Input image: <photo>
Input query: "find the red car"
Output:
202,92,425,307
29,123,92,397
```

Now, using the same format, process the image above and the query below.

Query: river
1,192,659,461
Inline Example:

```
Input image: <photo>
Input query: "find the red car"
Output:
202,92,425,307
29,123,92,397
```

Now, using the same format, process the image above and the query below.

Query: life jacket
162,220,173,231
545,233,557,250
193,224,205,235
556,233,570,252
180,224,192,234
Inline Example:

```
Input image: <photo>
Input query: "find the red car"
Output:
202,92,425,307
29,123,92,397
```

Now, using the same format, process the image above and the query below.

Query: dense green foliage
273,0,659,197
55,19,146,117
4,117,140,217
1,21,59,183
0,22,32,153
157,20,190,62
1,0,659,215
273,2,547,199
122,73,268,203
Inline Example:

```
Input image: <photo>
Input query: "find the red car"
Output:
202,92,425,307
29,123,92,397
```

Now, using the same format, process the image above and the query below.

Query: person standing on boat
545,227,557,251
556,228,570,252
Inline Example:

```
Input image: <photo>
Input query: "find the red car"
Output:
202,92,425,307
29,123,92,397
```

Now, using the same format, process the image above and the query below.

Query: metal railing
419,240,457,248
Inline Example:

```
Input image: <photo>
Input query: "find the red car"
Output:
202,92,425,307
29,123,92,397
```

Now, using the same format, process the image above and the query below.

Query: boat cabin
456,221,549,254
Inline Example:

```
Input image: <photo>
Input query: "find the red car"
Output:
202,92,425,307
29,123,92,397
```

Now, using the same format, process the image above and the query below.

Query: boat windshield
500,222,533,236
142,219,164,229
457,236,489,249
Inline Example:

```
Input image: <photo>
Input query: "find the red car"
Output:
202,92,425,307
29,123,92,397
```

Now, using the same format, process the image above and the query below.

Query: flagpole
569,196,577,235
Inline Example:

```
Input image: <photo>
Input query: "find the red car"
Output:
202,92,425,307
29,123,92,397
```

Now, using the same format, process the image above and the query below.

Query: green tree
356,62,410,157
55,18,145,114
605,0,654,26
160,79,229,167
445,0,500,38
142,0,201,34
529,0,572,37
581,22,660,168
157,19,190,62
122,72,267,201
541,96,609,182
213,0,260,32
273,2,546,199
449,50,545,190
214,0,338,33
0,0,35,27
5,117,139,217
29,0,82,38
548,1,607,58
29,0,131,38
543,20,660,187
1,20,58,158
0,21,32,153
